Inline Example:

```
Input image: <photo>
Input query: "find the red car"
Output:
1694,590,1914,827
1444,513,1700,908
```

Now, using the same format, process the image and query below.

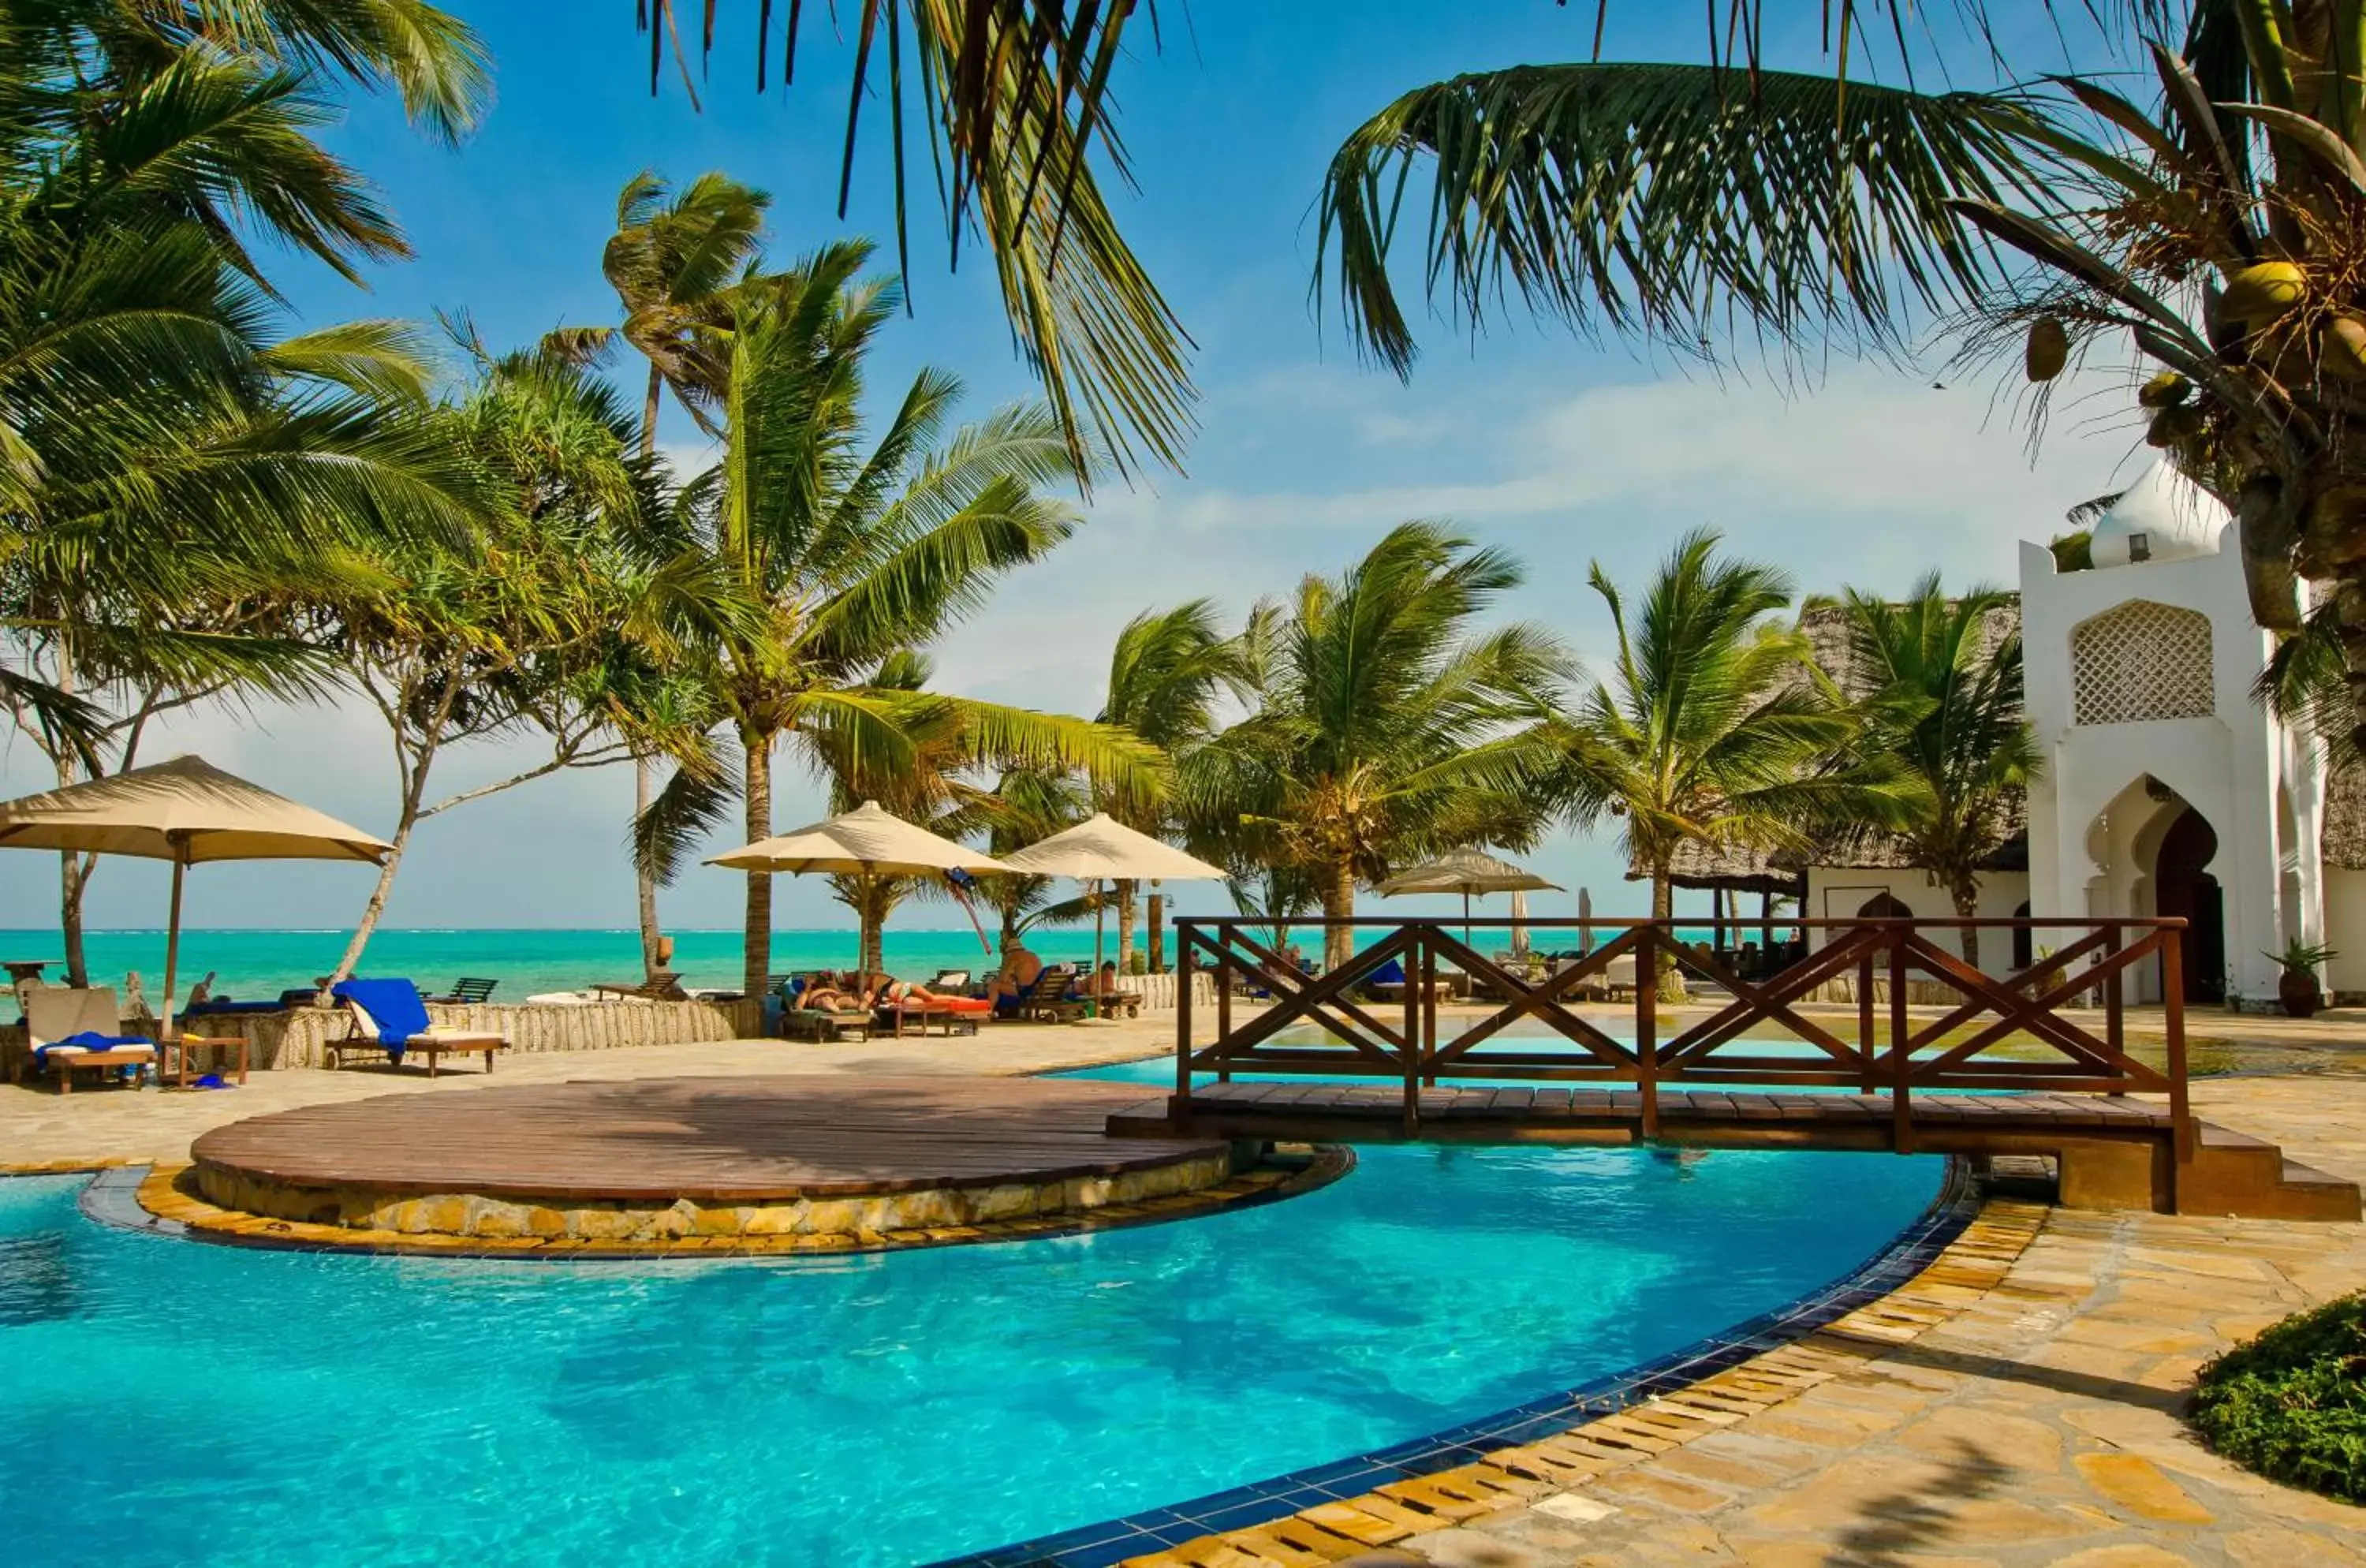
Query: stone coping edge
79,1144,1353,1261
939,1158,2035,1568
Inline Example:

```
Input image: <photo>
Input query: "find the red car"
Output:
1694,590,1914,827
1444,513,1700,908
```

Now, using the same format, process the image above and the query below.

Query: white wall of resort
1800,867,2032,976
2017,521,2315,1007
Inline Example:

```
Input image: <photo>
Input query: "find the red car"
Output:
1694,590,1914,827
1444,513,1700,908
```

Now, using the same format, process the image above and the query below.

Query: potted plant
2261,939,2338,1018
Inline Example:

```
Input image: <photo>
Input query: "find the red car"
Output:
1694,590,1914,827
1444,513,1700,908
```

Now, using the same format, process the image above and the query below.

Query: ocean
0,922,1730,1002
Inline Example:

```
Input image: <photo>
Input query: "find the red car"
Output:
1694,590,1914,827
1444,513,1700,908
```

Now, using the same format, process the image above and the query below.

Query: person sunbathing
984,944,1045,1004
797,981,873,1014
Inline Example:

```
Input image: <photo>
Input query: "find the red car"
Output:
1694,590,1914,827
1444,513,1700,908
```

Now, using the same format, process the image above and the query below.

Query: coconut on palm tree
1311,6,2366,745
1186,521,1564,972
1547,530,1911,999
1823,576,2040,969
631,239,1158,995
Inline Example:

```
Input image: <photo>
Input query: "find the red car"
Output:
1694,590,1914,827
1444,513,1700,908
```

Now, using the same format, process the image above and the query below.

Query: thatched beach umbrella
0,756,391,1039
998,813,1226,1017
1377,846,1562,947
708,800,1011,980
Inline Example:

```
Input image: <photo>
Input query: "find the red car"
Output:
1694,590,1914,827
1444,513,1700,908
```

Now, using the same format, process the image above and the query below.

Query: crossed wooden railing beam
1171,917,2191,1160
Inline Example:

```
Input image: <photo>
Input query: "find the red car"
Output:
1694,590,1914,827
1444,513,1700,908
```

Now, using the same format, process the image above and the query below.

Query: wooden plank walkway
1105,1082,2177,1148
192,1076,1231,1203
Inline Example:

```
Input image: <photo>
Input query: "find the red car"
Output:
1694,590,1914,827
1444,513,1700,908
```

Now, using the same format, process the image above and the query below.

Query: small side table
169,1033,249,1089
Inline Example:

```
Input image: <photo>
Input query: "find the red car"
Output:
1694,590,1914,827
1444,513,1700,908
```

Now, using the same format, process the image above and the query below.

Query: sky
0,1,2154,934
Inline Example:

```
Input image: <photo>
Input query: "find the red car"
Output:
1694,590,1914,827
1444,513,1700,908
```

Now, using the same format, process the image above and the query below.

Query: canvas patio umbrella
708,800,1012,982
0,755,391,1040
997,813,1226,1018
1376,846,1562,947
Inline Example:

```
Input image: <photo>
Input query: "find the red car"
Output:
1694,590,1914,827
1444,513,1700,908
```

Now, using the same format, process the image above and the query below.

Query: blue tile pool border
930,1154,1983,1568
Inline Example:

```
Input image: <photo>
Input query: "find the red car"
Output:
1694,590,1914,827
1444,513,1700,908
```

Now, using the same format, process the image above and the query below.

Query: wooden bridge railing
1173,917,2191,1159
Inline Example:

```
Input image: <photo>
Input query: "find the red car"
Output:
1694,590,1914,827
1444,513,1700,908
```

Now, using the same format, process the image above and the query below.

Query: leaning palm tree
1314,6,2366,752
548,170,771,980
1548,531,1909,999
1827,577,2040,969
634,240,1159,995
1094,600,1260,968
1185,521,1566,971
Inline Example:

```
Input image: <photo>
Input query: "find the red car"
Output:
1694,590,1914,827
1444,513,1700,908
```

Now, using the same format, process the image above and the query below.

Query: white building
1670,458,2365,1009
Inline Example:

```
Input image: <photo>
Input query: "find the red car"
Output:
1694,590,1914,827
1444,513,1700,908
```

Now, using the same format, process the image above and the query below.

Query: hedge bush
2189,1290,2366,1503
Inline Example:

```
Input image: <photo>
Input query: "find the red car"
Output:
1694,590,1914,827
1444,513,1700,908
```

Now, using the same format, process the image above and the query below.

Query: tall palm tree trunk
1114,877,1137,971
1321,860,1357,970
741,726,773,997
1952,882,1981,969
634,364,666,981
1147,888,1165,973
1651,863,1686,1003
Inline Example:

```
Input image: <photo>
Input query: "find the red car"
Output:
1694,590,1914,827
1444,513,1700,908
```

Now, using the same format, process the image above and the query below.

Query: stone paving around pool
1118,1075,2366,1568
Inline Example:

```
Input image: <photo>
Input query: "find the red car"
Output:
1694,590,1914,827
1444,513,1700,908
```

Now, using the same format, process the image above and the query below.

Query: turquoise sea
0,921,1739,1003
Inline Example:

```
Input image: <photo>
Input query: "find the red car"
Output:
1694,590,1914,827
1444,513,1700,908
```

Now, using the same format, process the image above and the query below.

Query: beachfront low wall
0,996,765,1077
1114,972,1218,1012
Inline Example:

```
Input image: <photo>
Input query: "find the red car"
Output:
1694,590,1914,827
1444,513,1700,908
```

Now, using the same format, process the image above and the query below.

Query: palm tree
0,6,495,980
633,240,1158,995
1547,530,1909,999
550,170,771,980
976,767,1093,958
1186,521,1564,972
1827,577,2040,969
1094,600,1260,970
1313,7,2366,750
624,2,1192,483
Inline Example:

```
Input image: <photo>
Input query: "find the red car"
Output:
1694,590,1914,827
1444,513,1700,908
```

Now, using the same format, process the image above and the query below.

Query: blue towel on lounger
330,979,431,1064
33,1031,151,1070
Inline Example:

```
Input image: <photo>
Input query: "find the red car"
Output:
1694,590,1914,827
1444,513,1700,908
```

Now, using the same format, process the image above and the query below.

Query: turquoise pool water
1,1072,1941,1567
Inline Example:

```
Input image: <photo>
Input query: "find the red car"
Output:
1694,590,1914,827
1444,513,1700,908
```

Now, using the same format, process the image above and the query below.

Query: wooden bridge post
1175,924,1195,1107
1401,929,1422,1136
2104,922,2125,1097
1422,932,1439,1079
1889,928,1913,1155
1858,939,1879,1094
1215,947,1232,1083
2164,925,2192,1164
1636,925,1660,1140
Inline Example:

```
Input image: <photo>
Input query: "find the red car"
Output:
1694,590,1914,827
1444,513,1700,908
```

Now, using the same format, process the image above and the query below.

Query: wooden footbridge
1105,917,2359,1221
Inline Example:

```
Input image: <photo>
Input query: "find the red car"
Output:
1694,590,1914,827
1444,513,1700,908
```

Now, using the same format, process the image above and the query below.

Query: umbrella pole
1463,889,1472,949
1091,878,1106,1019
161,853,184,1085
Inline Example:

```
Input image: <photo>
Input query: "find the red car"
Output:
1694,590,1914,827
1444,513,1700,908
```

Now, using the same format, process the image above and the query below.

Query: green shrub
2189,1290,2366,1503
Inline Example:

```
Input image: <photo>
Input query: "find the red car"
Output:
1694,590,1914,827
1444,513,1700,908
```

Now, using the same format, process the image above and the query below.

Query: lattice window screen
2071,601,2213,725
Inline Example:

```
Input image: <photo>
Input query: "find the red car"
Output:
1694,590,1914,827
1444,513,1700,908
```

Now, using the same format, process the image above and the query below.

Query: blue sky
1,2,2147,933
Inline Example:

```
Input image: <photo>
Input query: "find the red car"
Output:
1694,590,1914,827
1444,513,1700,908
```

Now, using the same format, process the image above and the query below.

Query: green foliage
2191,1290,2366,1504
2050,532,2095,573
1828,574,2037,962
1185,521,1564,966
2262,938,2340,973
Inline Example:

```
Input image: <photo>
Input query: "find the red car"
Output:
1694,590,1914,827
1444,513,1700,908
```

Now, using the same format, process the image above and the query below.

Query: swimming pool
2,1064,1942,1567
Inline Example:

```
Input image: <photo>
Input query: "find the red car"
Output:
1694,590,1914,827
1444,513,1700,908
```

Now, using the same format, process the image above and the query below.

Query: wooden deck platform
1106,1083,2360,1221
194,1075,1231,1204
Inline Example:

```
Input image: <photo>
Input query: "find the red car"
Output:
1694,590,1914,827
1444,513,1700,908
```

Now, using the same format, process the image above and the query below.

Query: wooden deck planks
192,1076,1233,1202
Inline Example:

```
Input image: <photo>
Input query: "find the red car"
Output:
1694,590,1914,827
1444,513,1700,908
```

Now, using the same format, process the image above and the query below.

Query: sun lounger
589,970,688,1001
874,990,992,1037
429,976,498,1005
777,977,874,1042
21,987,157,1092
327,979,504,1076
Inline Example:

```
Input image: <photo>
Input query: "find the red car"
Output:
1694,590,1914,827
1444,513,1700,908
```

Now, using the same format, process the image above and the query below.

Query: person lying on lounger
797,981,874,1014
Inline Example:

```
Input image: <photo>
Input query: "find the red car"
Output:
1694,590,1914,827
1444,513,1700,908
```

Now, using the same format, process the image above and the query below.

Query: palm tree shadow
1830,1436,2013,1566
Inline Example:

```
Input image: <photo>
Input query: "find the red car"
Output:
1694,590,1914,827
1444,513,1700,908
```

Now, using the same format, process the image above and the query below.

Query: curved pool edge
935,1155,1994,1568
51,1148,1360,1263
